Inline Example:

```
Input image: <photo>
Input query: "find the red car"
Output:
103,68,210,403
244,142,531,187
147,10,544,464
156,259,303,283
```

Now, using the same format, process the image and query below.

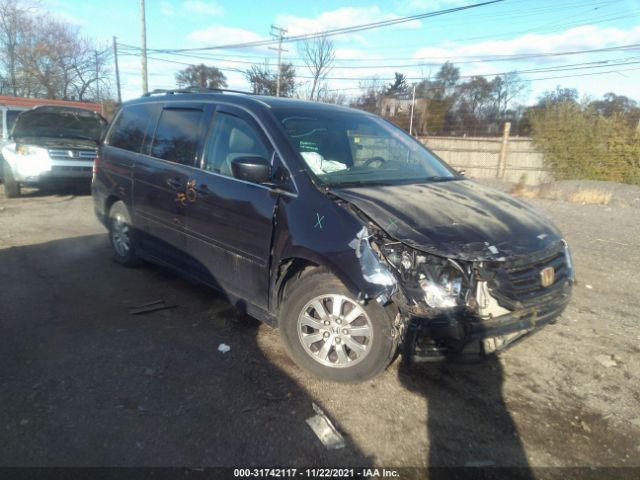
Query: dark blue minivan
92,89,574,382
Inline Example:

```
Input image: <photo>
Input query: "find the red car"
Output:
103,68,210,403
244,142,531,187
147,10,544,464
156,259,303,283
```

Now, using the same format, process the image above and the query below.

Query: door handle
194,184,211,195
166,178,182,190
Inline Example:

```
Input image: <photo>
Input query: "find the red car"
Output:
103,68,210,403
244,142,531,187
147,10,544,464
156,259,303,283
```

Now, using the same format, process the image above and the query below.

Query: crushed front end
370,229,575,363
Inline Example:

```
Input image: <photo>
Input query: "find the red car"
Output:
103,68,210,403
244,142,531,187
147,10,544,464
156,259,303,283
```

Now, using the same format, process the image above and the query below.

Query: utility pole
113,36,122,104
409,83,416,136
95,50,100,103
140,0,148,94
496,121,511,179
269,25,287,97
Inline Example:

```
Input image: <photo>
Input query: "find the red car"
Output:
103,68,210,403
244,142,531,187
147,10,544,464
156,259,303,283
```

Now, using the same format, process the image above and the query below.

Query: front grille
487,242,570,307
48,148,97,161
51,166,92,172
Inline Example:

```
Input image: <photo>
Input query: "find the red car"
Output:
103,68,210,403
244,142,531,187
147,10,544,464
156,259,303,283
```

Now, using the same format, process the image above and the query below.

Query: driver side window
203,112,269,178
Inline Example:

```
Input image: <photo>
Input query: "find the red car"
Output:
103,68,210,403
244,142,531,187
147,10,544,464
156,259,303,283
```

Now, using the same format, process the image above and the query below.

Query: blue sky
45,0,640,104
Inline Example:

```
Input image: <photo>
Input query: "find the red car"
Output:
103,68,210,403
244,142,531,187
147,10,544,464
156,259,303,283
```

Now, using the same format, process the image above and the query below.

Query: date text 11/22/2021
233,468,400,478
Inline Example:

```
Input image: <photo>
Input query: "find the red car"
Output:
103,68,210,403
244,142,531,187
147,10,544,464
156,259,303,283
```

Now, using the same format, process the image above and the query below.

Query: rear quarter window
108,103,157,153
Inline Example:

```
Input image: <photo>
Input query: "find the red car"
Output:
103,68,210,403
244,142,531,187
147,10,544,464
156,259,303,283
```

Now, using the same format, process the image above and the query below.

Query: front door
186,105,280,307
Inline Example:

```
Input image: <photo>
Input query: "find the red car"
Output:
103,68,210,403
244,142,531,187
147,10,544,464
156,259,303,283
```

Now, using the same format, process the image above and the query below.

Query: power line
126,1,503,54
131,42,640,70
126,50,640,83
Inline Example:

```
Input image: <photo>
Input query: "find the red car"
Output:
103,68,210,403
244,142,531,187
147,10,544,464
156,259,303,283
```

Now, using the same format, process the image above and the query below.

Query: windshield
273,108,457,187
12,108,106,142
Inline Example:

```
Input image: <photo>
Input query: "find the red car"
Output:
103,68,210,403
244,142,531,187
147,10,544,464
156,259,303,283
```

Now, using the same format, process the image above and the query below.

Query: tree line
0,0,110,101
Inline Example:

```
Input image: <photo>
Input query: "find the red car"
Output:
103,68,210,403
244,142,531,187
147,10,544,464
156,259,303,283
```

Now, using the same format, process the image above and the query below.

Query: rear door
185,105,280,306
132,102,210,260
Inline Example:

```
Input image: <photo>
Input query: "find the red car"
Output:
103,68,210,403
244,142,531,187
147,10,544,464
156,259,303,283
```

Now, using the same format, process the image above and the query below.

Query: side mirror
231,156,271,184
458,169,466,177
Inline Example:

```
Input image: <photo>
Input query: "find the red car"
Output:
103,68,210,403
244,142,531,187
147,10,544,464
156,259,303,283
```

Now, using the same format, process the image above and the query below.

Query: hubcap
297,294,373,368
111,213,130,257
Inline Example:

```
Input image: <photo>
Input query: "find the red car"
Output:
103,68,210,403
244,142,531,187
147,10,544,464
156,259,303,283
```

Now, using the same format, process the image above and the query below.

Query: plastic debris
595,354,618,368
128,300,177,315
348,227,396,287
585,284,593,290
218,343,231,353
305,403,345,450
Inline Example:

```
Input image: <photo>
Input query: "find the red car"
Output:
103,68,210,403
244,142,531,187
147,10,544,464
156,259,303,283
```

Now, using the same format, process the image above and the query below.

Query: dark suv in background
92,89,574,382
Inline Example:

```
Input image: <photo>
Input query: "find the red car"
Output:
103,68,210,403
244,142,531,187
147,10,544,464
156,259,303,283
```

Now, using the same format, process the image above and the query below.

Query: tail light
92,154,100,179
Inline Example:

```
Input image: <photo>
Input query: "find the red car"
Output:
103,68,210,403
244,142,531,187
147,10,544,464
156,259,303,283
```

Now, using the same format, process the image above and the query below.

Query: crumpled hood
331,180,564,261
12,106,106,142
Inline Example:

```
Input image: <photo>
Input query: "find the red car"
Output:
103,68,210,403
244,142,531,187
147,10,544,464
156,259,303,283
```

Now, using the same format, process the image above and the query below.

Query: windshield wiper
325,180,396,188
423,176,461,182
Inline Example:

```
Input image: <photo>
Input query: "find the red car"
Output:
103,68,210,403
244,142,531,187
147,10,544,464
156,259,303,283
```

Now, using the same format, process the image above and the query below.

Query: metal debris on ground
128,300,177,315
218,343,231,353
306,402,345,450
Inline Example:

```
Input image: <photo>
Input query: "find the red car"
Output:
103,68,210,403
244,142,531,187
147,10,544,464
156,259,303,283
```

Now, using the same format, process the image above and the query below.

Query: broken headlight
382,243,468,309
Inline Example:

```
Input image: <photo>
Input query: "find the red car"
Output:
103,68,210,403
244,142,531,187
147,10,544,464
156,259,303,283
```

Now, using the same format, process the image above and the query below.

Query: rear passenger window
151,108,204,166
108,104,156,152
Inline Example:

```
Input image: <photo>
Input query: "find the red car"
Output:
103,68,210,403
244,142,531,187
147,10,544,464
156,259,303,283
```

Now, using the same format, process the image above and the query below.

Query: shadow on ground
13,183,92,199
0,234,372,467
399,356,533,478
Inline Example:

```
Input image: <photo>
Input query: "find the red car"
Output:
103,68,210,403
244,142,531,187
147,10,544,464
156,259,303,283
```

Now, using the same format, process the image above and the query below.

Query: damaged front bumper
401,283,572,362
468,288,571,341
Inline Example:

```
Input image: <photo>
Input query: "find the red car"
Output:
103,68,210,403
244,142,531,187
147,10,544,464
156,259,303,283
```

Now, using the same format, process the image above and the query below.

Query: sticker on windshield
299,140,319,152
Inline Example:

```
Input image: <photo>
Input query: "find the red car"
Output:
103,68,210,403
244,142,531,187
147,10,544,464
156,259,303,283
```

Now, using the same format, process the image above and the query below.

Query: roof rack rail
142,86,254,97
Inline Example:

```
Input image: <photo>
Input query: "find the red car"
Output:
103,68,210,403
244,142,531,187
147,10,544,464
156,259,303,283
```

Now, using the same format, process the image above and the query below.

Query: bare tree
298,34,335,101
0,0,36,95
315,80,345,105
0,4,111,101
70,43,112,101
351,76,384,113
491,71,528,120
20,17,105,100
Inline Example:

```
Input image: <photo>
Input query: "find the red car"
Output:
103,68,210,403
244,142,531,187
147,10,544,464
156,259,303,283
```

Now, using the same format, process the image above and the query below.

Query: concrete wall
419,136,551,185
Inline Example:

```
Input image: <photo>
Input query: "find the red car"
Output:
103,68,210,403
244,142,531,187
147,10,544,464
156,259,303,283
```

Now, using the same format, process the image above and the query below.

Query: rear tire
3,163,20,198
108,201,140,267
279,270,398,383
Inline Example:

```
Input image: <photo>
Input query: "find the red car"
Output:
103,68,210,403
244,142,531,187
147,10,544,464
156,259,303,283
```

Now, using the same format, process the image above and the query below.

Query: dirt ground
0,184,638,474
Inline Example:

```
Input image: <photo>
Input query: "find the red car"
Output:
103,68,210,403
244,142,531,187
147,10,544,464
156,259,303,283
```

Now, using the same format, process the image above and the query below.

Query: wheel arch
271,250,370,319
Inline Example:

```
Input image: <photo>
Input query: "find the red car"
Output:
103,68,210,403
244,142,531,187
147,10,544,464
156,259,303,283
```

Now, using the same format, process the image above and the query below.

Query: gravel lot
0,184,638,474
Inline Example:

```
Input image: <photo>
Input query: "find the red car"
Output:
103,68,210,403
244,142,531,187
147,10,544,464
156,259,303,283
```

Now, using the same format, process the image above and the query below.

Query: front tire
108,201,140,267
3,163,20,198
279,270,398,383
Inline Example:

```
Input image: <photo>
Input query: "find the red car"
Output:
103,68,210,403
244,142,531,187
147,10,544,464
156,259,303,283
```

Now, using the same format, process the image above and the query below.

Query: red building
0,95,102,114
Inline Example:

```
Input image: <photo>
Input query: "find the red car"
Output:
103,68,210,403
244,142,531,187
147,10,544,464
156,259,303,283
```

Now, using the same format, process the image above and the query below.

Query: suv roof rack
142,86,255,97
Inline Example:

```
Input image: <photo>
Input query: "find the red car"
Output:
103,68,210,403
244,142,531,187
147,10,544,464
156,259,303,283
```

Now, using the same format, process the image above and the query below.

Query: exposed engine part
475,280,511,319
378,240,471,310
